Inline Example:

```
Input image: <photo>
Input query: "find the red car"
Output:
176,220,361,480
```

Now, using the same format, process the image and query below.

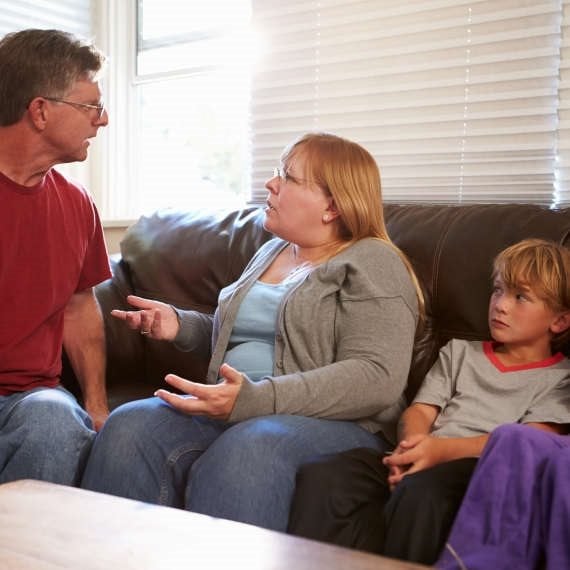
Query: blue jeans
81,397,387,531
0,386,95,485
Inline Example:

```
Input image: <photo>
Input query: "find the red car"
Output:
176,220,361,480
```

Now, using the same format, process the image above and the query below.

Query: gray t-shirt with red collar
413,339,570,438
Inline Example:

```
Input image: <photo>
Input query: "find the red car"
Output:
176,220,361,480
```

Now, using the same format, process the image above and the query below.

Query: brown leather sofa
63,203,570,410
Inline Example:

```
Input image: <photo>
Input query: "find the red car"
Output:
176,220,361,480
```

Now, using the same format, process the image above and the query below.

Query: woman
81,132,424,531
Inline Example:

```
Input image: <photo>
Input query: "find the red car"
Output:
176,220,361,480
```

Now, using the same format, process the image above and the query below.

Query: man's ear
551,311,570,334
26,97,49,131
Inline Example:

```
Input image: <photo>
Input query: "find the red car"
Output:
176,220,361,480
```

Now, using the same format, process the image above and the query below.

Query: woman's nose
265,176,279,194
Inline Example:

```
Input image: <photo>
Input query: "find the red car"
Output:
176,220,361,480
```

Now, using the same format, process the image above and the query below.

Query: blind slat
0,0,91,38
251,0,564,206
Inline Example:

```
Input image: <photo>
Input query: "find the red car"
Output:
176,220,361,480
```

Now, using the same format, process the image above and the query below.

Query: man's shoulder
45,169,96,211
47,169,89,195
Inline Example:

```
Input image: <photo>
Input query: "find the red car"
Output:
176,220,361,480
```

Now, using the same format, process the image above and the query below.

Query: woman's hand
110,295,180,341
154,363,244,421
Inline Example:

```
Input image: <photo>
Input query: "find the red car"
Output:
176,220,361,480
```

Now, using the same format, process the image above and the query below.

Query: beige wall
103,224,130,255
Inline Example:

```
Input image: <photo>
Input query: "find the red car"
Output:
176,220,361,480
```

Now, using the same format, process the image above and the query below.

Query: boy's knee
391,470,440,506
492,423,527,441
297,448,380,490
297,453,348,485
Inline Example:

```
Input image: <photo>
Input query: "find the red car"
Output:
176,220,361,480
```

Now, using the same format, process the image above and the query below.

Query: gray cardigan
174,237,418,441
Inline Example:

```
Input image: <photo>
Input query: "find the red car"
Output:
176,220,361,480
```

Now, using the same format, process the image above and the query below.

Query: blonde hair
281,132,425,322
493,238,570,349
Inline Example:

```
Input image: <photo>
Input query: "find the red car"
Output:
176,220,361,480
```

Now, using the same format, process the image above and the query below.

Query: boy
287,238,570,565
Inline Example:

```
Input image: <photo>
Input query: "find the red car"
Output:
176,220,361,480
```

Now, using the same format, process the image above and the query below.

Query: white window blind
0,0,91,38
250,0,565,206
556,0,570,205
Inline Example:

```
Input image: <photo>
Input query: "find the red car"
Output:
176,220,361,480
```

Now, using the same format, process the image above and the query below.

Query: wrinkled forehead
64,77,103,98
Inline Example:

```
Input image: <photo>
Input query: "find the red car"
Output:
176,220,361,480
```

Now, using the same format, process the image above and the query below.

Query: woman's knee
96,398,166,445
209,417,301,465
190,417,310,509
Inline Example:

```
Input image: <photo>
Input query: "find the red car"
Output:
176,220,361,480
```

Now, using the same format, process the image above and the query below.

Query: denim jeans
81,396,387,531
0,386,95,485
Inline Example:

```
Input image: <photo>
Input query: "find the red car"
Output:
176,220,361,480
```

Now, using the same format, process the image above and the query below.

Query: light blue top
175,237,418,439
223,280,296,381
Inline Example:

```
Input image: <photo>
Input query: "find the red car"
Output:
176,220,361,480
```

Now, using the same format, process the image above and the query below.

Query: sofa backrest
384,203,570,398
92,203,570,408
94,207,273,407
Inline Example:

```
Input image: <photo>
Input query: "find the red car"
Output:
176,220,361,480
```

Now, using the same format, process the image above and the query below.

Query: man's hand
85,400,110,432
154,363,243,421
111,295,180,341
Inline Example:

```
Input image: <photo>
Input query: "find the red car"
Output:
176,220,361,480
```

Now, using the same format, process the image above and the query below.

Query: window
4,0,570,216
130,0,254,216
250,0,567,206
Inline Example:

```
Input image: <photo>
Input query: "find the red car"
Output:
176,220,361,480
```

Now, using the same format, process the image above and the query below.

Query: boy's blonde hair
493,238,570,350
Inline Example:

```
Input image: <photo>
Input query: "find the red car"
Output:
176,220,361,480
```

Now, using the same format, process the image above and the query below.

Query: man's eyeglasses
43,96,106,120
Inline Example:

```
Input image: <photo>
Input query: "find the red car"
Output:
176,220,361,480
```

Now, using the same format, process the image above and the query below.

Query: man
0,29,111,485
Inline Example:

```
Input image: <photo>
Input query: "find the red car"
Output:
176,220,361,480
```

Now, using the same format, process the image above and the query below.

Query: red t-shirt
0,169,111,394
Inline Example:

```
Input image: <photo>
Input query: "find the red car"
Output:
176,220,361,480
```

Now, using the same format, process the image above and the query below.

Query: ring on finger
141,330,151,335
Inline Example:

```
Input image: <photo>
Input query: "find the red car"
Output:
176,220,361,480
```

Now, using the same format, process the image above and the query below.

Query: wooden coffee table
0,480,430,569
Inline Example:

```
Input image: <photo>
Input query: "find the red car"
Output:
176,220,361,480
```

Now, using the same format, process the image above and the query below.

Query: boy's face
488,277,565,351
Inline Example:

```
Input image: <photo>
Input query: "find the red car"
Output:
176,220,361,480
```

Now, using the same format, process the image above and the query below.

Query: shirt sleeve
76,196,112,292
412,340,456,409
173,308,215,355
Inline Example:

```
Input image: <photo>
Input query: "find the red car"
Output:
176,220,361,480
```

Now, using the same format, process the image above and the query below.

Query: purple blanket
437,423,570,570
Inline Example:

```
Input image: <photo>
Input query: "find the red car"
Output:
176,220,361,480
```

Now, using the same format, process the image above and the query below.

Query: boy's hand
383,434,424,490
383,434,445,488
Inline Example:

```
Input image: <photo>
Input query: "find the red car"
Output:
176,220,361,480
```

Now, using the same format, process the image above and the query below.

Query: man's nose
96,108,109,127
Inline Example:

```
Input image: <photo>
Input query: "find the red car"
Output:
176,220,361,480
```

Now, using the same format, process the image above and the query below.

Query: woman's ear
551,311,570,334
323,198,340,223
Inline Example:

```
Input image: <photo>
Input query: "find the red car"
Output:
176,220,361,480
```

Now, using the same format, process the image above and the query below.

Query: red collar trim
483,340,565,372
